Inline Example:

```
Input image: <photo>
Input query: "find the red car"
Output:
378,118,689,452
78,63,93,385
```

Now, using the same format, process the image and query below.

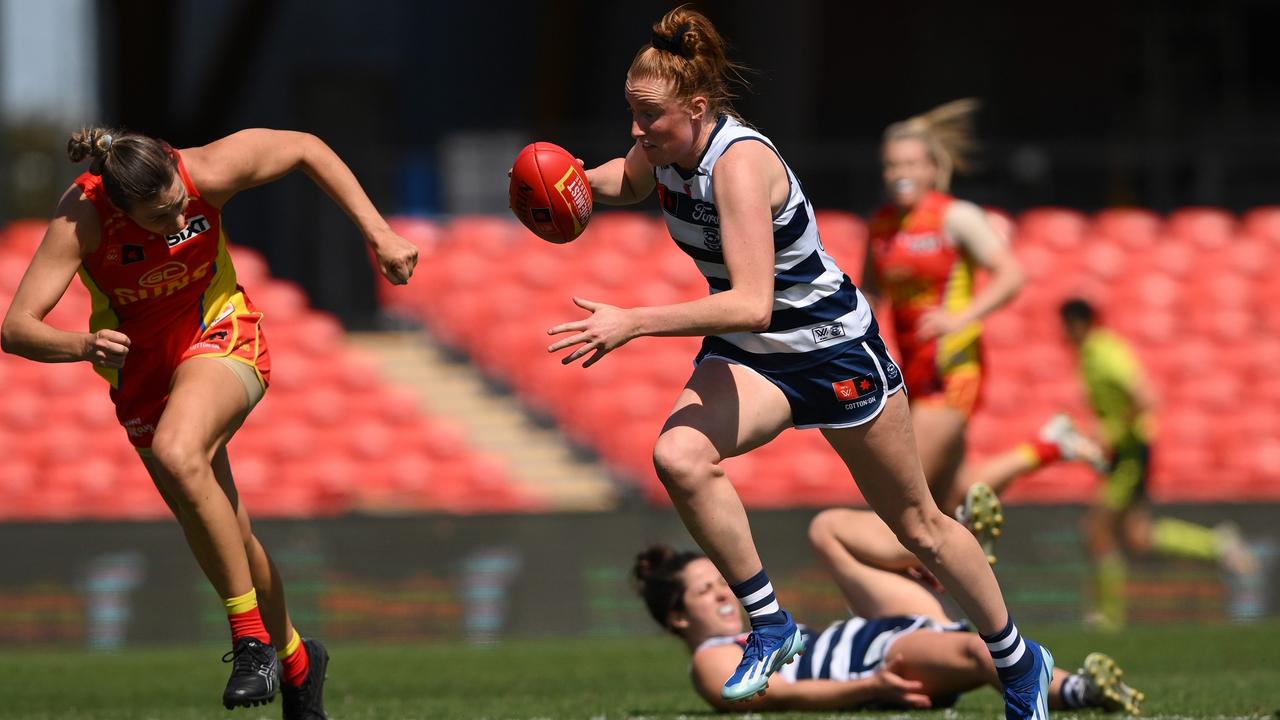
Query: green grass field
1,623,1276,720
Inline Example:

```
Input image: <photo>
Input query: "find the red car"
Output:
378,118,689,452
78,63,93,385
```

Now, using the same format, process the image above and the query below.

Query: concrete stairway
347,331,618,511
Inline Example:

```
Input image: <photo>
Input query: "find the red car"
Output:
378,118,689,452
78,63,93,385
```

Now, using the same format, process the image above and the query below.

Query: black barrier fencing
1,505,1276,648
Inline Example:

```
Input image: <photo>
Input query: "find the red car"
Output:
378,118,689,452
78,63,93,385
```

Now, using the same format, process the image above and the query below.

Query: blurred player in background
1059,298,1258,630
632,508,1142,714
550,9,1054,714
1,126,417,716
864,100,1105,561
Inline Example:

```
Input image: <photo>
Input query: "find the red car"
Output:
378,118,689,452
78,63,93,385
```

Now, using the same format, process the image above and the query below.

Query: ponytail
68,126,176,211
627,6,750,118
883,98,981,193
632,544,702,635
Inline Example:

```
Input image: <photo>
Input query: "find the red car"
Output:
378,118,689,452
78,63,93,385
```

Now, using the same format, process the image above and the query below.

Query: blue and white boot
1001,638,1055,720
720,610,805,702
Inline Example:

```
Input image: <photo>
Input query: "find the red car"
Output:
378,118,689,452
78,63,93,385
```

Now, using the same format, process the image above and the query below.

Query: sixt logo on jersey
113,260,211,305
165,215,210,248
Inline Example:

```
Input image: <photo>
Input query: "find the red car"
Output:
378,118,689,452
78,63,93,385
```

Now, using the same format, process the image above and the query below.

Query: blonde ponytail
883,98,981,193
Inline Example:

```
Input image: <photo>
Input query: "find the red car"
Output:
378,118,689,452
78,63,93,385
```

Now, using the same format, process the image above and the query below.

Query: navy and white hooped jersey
654,115,875,371
695,615,967,684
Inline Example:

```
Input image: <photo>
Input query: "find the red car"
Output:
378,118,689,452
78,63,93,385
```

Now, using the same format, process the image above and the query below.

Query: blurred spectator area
3,206,1280,520
378,206,1280,507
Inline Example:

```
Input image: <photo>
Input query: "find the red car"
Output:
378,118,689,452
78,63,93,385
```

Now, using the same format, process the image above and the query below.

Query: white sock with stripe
1060,673,1089,708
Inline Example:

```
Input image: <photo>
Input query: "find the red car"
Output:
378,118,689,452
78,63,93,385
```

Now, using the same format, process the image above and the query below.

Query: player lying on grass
633,508,1144,713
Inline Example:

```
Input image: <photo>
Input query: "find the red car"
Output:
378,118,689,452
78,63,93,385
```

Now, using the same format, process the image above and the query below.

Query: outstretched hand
547,297,636,367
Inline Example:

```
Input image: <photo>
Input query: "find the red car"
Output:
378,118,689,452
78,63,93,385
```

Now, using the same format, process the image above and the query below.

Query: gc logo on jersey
114,260,211,305
165,215,210,248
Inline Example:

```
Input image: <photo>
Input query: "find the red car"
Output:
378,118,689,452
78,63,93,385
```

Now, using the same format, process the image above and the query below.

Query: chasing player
1,126,417,716
864,100,1104,559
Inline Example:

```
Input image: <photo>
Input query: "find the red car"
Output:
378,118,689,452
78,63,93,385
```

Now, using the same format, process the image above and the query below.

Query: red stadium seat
1242,206,1280,244
1081,241,1129,281
814,210,868,281
446,215,516,256
1166,207,1236,249
580,211,662,258
251,280,310,323
1,219,47,257
1017,208,1087,249
228,244,271,286
1093,208,1161,246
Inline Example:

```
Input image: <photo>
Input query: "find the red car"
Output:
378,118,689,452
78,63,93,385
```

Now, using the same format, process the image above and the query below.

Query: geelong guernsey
654,116,874,371
696,615,967,683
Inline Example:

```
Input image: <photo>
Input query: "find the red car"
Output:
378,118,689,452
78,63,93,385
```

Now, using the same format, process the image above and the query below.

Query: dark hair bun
633,544,677,587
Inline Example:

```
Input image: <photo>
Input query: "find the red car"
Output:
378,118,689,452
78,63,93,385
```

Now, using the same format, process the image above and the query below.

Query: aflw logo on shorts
832,375,876,401
166,215,210,248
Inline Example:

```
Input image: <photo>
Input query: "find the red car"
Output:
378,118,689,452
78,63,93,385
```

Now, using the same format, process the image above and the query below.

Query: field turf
1,623,1276,719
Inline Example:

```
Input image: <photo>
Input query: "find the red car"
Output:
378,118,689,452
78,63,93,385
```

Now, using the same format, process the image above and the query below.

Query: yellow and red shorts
899,332,984,418
108,291,270,449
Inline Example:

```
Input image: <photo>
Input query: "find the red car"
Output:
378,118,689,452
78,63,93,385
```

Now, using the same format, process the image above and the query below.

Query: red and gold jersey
74,151,242,387
868,191,983,411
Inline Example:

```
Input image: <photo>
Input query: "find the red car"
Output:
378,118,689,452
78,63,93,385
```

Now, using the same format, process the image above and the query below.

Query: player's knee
807,509,842,553
149,433,209,496
652,431,716,492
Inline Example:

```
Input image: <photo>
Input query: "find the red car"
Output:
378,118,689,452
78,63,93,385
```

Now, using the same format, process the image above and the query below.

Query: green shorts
1101,440,1150,511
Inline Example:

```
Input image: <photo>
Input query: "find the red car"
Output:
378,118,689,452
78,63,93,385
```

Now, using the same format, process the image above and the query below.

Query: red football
508,142,593,244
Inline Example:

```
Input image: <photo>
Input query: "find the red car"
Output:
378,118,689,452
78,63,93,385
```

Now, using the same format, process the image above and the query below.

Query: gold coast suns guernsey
74,151,245,388
868,191,982,398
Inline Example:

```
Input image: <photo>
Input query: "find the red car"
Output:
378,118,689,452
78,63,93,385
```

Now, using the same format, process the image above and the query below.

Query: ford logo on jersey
166,215,210,248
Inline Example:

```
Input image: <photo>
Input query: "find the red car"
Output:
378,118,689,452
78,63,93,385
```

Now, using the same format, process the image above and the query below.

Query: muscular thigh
889,630,993,697
823,391,936,518
910,403,967,491
659,359,794,461
153,357,254,457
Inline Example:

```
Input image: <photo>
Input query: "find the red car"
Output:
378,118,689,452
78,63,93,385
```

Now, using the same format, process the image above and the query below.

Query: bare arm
691,645,931,712
1,187,130,366
626,140,780,336
547,142,781,366
184,129,417,284
942,200,1023,326
584,143,656,206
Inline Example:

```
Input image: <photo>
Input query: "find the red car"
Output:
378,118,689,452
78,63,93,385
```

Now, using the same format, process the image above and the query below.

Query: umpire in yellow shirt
1059,298,1256,629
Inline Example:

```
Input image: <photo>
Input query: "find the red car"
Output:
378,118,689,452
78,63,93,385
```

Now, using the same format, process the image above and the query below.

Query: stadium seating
378,206,1280,506
0,226,537,521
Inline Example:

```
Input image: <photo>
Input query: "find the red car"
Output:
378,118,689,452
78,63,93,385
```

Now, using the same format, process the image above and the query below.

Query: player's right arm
0,187,130,367
585,144,656,206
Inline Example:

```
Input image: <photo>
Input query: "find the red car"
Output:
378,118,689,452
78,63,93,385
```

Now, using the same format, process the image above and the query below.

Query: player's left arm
185,129,417,284
916,200,1024,340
